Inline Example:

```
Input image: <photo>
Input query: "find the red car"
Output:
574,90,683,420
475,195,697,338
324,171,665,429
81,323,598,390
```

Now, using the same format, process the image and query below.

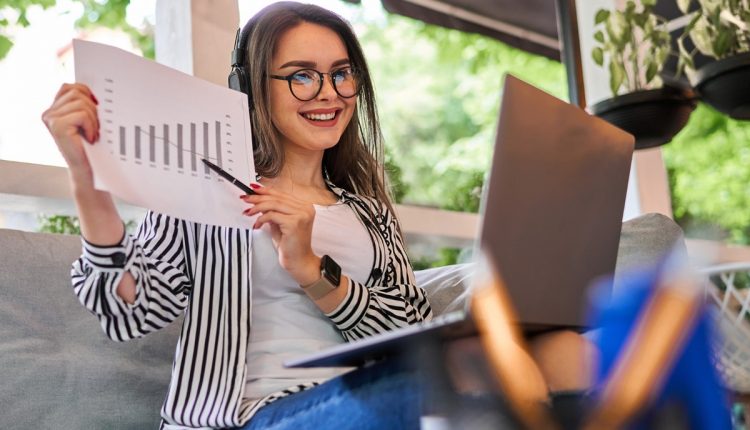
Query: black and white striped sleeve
71,211,191,341
325,201,433,341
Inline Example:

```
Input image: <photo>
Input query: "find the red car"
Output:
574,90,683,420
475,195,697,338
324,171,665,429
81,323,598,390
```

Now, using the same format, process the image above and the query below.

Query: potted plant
589,0,697,149
676,0,750,119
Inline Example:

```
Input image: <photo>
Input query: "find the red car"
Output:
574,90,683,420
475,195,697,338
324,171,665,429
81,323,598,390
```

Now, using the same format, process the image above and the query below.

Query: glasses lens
289,70,319,101
332,67,358,98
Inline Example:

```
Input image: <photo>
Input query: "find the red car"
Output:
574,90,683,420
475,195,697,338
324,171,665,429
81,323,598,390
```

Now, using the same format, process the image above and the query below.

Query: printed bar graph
74,39,256,229
109,120,232,175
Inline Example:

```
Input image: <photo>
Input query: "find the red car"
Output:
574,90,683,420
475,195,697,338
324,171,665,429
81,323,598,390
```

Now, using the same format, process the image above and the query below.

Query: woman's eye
334,68,352,79
291,71,316,84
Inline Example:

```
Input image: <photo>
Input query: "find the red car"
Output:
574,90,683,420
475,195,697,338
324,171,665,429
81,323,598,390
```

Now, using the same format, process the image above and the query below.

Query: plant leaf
713,30,734,57
594,30,605,43
635,12,649,27
0,34,13,61
610,60,625,96
592,47,604,66
626,0,637,15
18,11,30,27
690,16,716,57
642,0,657,8
595,9,611,25
646,61,659,83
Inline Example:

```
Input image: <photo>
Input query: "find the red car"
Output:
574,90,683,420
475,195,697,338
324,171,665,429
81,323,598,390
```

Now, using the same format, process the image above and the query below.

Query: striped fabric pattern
71,183,433,429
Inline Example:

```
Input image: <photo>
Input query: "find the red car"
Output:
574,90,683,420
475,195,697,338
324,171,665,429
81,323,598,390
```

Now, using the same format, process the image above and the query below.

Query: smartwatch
301,255,342,300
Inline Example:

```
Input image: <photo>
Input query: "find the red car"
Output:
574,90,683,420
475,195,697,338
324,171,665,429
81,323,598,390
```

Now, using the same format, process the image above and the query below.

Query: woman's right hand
41,83,100,186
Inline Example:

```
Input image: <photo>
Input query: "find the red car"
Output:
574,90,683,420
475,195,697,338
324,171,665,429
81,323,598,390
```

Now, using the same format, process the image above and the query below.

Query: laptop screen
476,75,634,331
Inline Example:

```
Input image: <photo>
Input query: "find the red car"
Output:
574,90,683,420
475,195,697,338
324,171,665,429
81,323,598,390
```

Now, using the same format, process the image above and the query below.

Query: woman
43,2,596,429
42,2,433,429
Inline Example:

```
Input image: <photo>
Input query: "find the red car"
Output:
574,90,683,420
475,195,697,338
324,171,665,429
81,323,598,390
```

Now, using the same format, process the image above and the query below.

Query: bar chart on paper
74,39,256,228
100,78,239,178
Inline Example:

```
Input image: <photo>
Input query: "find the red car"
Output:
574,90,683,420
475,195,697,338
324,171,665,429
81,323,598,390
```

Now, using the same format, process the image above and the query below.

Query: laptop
285,74,634,368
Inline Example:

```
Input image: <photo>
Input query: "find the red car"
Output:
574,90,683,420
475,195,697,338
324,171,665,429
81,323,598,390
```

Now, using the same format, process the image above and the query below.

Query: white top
244,202,374,401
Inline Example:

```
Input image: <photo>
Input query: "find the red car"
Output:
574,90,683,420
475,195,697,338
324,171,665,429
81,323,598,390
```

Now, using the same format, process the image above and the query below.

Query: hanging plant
589,0,696,149
591,0,672,98
676,0,750,119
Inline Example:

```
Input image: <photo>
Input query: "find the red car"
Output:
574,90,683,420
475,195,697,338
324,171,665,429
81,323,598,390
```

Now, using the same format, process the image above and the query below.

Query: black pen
201,158,256,195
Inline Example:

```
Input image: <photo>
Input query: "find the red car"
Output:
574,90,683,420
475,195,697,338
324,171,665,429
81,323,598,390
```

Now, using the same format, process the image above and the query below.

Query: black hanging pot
589,85,697,150
693,52,750,120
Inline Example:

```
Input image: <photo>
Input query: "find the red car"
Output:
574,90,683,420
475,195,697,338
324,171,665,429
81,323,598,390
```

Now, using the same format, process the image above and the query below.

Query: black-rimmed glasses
269,67,359,101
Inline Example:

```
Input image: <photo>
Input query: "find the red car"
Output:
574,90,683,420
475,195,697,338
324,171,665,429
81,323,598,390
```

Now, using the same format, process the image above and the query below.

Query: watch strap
302,276,338,300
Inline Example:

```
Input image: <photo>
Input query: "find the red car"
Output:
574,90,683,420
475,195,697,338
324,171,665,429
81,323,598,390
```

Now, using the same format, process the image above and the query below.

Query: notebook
285,74,634,368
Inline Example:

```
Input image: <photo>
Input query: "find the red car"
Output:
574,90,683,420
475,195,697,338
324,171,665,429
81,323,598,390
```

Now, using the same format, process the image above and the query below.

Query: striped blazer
71,182,433,429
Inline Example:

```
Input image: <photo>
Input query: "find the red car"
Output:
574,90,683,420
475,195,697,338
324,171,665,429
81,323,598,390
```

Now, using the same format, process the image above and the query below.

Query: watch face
321,255,341,286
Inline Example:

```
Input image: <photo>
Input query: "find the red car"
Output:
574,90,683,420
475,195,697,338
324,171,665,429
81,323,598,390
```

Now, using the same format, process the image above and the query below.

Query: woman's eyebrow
278,58,351,69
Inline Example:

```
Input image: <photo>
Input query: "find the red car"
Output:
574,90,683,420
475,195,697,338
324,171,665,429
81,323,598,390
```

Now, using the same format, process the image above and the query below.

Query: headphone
228,17,258,111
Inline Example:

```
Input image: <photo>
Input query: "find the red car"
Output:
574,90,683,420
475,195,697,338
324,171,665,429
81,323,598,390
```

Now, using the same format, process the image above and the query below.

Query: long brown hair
243,2,393,212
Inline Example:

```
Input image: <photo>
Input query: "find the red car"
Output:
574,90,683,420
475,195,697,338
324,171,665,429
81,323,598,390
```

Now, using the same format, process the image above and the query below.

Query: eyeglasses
269,67,359,101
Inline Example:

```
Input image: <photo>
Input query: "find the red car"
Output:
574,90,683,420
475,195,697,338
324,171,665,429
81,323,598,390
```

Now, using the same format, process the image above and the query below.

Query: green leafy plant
591,0,672,97
675,0,750,79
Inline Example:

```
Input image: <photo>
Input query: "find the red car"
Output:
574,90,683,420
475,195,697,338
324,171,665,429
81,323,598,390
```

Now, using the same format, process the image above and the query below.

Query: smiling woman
41,2,434,429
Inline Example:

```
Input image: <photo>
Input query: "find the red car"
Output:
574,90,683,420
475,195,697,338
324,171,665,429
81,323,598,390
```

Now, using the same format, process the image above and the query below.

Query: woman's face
269,22,357,156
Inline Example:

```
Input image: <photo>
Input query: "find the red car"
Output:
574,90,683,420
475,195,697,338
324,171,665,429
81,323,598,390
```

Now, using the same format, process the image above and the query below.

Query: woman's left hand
241,184,320,285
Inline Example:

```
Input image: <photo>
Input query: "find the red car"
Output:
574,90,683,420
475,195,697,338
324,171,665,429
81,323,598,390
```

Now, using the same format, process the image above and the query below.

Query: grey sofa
0,213,685,429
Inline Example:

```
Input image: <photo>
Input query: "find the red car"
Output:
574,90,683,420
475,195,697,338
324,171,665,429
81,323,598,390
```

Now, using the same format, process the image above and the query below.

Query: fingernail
252,223,259,230
249,183,261,190
91,94,98,105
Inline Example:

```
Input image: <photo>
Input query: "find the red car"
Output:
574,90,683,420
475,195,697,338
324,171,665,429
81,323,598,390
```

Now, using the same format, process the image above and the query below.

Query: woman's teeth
303,112,336,121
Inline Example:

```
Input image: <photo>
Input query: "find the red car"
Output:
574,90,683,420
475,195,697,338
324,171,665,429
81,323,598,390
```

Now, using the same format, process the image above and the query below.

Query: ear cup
228,64,252,110
229,19,257,112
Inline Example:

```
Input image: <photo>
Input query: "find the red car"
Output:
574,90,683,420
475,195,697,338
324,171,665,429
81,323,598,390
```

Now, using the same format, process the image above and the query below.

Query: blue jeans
236,358,423,430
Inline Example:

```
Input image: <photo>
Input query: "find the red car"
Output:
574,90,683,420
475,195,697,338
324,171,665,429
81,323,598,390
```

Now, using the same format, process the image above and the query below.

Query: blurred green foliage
663,103,750,245
0,0,153,60
38,214,81,235
358,15,566,213
74,0,154,59
0,0,55,59
38,214,137,236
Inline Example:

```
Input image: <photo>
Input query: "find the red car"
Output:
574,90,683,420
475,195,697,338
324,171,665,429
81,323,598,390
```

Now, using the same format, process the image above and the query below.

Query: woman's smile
300,108,342,127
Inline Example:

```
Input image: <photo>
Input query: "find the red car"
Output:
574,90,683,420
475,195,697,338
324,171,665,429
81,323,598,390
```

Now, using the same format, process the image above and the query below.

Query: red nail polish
249,183,261,190
91,94,99,105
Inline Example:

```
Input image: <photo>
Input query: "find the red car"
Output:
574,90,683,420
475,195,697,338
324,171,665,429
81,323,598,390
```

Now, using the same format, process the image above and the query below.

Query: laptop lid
478,75,634,331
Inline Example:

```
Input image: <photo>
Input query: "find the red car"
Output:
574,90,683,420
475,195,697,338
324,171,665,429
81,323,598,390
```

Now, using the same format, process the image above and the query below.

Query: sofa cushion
0,229,181,429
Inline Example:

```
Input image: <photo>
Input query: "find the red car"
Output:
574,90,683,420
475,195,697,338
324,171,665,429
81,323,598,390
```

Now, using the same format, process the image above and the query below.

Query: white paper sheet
73,39,256,229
